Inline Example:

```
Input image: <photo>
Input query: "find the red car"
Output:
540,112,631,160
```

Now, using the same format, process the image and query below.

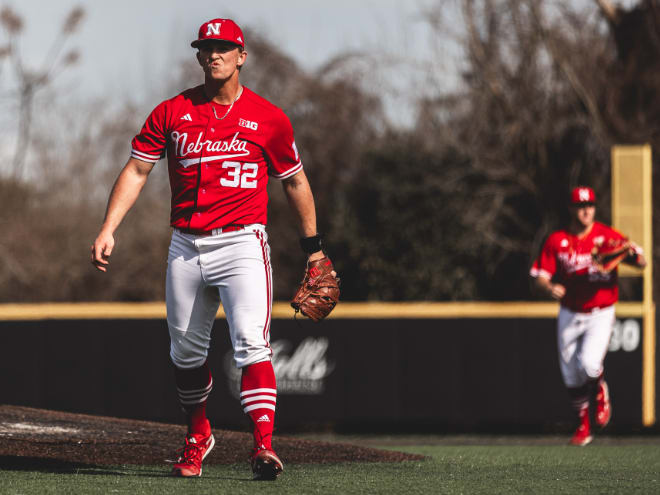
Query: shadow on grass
0,456,164,477
0,456,256,481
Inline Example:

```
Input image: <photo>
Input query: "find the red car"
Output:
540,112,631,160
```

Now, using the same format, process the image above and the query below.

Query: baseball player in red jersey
530,186,646,446
91,18,335,480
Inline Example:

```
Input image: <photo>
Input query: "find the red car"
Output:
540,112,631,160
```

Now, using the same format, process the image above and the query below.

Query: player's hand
549,283,566,300
91,231,115,272
626,246,647,268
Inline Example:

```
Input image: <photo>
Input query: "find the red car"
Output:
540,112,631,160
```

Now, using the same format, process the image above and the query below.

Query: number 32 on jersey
221,161,258,189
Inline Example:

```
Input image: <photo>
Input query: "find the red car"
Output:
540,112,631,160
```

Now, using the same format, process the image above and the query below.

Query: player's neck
569,221,594,238
204,77,242,105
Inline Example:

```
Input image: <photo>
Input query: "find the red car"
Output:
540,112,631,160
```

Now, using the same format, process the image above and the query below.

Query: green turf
1,444,658,494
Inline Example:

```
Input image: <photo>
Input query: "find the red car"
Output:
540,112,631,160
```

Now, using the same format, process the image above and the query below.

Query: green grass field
1,441,659,494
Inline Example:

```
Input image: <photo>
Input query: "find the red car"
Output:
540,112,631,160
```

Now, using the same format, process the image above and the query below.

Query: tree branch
595,0,621,24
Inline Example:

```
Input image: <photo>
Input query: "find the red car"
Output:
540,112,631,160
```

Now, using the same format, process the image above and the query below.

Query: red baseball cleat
570,407,593,446
250,447,284,480
171,432,215,477
595,380,612,428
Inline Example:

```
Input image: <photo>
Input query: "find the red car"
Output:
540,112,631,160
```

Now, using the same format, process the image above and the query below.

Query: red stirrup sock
240,360,277,450
173,360,213,437
567,383,590,415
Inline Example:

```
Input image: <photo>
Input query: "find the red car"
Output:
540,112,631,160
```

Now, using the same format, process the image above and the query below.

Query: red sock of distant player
240,360,277,450
173,360,212,437
567,384,589,415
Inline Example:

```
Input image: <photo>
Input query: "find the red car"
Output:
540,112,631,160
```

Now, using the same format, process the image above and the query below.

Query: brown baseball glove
291,257,340,322
591,237,631,273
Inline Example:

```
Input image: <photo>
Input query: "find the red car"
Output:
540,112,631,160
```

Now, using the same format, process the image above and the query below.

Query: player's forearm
534,276,551,295
281,170,318,237
535,276,565,300
101,160,152,234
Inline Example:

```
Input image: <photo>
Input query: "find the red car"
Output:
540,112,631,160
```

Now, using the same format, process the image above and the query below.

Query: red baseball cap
571,186,596,204
191,18,244,48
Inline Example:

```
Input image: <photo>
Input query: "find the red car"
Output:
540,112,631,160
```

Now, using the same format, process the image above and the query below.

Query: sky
5,0,457,110
3,0,637,131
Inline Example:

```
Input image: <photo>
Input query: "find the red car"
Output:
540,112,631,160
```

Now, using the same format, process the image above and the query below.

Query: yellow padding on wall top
0,301,644,321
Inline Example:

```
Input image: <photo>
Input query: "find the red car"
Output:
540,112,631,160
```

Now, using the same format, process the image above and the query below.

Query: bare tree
393,0,660,300
596,0,621,21
595,0,660,143
1,6,84,179
386,0,616,299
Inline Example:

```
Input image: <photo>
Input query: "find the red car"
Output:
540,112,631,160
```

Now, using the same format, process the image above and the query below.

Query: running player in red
91,18,333,480
530,186,646,446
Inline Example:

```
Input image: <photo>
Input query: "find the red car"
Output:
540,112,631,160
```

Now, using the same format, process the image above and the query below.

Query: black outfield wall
0,315,653,432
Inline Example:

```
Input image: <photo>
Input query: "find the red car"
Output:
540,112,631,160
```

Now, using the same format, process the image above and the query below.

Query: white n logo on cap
206,23,221,35
579,188,590,201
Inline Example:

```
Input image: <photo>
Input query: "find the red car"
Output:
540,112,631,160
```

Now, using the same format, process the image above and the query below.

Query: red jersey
530,222,627,312
130,85,302,231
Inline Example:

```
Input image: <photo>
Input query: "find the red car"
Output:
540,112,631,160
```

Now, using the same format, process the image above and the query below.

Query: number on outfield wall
609,319,640,352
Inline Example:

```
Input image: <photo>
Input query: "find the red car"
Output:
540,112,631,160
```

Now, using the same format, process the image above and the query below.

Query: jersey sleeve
265,111,303,180
130,100,169,163
530,236,557,280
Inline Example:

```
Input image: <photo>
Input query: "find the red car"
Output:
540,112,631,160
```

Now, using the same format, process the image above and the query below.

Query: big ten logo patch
609,319,640,352
239,118,258,130
224,337,335,397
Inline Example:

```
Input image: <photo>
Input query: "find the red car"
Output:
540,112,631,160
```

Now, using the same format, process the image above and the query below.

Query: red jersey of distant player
530,222,627,312
130,85,302,231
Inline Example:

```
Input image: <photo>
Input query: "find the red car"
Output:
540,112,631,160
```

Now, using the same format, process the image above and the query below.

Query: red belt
176,224,245,236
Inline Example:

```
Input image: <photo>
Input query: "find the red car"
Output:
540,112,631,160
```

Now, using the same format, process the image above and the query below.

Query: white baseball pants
166,225,273,369
557,305,615,387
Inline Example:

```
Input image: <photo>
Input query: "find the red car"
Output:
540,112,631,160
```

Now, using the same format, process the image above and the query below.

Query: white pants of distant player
557,305,615,387
166,225,273,370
